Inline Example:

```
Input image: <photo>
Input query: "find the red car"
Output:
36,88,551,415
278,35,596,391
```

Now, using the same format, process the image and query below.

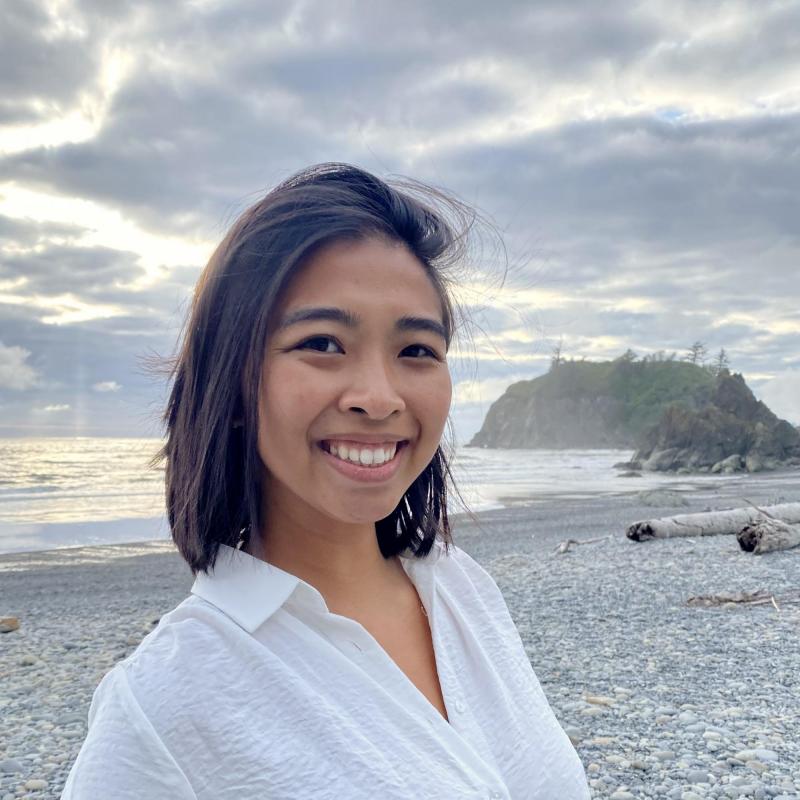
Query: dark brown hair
153,163,476,574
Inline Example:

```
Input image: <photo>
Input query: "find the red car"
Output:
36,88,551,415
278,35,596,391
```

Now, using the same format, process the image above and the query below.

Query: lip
318,434,410,445
317,441,408,483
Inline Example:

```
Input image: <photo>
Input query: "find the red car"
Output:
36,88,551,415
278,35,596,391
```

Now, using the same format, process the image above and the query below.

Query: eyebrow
278,306,448,341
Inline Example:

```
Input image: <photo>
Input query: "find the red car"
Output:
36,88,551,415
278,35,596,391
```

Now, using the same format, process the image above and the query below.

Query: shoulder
64,658,198,798
108,596,252,730
431,543,528,641
435,543,507,609
439,543,498,584
123,596,229,676
434,544,536,666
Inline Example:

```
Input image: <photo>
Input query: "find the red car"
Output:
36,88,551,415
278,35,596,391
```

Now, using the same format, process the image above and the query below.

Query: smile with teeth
321,440,403,467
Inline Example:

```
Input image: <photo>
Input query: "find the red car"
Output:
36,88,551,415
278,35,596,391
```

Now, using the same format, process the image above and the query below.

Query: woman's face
257,236,452,530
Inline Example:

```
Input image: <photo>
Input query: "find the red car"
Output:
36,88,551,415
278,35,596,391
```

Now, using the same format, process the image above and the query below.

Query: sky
1,0,798,445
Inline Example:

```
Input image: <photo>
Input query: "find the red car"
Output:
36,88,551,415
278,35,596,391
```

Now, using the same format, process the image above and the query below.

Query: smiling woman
61,164,590,799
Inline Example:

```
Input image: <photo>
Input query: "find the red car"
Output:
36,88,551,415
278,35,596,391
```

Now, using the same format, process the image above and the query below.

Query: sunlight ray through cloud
0,45,133,155
0,184,213,281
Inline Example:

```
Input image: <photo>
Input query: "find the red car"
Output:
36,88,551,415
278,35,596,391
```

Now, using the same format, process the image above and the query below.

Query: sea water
0,437,791,554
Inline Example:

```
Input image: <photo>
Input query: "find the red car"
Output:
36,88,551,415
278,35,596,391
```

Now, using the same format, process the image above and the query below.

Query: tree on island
710,347,731,376
549,337,564,371
685,341,708,365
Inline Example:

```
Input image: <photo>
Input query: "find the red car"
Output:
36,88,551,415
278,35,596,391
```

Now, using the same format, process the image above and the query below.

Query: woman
62,164,590,799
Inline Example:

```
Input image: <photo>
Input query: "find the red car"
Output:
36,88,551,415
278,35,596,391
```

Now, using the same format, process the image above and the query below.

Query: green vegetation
507,354,717,442
471,348,798,462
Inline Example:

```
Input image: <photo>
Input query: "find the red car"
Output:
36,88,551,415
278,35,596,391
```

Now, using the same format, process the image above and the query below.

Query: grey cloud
0,301,175,397
1,244,145,298
238,0,659,75
459,304,526,335
75,0,150,20
0,297,190,435
450,356,547,388
0,0,99,111
0,215,87,246
516,302,788,383
0,241,202,327
434,113,800,309
652,1,800,87
0,99,46,125
244,48,516,134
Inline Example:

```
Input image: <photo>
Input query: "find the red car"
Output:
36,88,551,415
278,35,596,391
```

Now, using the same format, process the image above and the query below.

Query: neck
248,498,407,613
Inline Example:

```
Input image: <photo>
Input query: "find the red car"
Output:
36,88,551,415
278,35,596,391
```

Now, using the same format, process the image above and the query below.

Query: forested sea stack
469,355,800,473
469,354,715,450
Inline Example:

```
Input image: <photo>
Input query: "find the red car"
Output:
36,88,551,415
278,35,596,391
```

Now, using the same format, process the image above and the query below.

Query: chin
328,498,404,526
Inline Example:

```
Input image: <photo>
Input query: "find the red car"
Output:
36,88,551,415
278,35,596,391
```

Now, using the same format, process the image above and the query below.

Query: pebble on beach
0,617,20,633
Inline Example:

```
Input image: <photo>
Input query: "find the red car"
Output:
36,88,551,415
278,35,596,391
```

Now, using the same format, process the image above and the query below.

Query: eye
402,344,441,360
296,336,344,354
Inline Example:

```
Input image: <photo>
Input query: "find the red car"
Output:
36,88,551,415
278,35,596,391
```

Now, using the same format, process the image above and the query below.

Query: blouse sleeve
61,665,198,800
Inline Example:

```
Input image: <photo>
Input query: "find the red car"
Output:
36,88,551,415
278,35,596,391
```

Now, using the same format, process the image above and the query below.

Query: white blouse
62,541,590,799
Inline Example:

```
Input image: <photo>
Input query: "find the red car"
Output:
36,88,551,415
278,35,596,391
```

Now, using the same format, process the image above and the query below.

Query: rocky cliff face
634,372,800,473
468,357,718,450
469,391,633,449
468,360,799,473
470,357,713,449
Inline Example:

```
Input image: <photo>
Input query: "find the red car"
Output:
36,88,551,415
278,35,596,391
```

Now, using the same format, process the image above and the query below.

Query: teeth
324,442,399,467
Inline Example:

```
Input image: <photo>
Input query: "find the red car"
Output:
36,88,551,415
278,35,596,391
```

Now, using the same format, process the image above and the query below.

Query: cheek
258,364,322,451
419,369,452,428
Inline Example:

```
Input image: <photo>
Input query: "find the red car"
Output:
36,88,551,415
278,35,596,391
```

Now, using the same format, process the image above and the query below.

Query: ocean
0,437,792,555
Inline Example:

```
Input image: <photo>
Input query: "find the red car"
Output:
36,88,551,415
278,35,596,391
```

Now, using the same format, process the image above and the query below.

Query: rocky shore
633,373,800,476
2,475,799,799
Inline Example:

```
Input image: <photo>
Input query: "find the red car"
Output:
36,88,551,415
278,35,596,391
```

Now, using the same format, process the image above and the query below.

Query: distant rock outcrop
634,372,800,473
468,356,800,474
468,356,714,450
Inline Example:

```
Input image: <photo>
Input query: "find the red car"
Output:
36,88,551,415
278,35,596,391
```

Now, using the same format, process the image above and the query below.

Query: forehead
278,237,444,317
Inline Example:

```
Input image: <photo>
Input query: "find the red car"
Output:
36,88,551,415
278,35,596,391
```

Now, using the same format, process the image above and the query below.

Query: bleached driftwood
553,535,610,554
686,590,800,609
687,589,772,607
626,502,800,542
737,516,800,554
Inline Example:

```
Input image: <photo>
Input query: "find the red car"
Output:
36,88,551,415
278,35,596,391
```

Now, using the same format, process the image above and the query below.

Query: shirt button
454,699,466,713
488,792,503,800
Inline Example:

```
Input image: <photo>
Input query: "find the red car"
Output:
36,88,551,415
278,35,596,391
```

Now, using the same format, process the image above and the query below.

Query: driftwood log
686,590,800,609
737,516,800,554
553,535,610,554
626,502,800,542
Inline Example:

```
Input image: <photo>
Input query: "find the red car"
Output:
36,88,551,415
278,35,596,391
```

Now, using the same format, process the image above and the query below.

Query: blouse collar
191,540,445,634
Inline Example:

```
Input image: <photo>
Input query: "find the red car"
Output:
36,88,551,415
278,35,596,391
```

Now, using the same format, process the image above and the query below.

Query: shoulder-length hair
153,163,476,574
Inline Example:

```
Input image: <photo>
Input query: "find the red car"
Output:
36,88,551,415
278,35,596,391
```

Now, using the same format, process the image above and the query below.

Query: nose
338,353,406,419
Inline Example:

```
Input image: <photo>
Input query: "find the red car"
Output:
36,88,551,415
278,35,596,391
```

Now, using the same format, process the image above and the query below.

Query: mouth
316,439,410,483
318,439,410,468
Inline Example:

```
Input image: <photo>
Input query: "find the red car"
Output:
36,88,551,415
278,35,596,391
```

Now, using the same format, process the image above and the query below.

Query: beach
1,474,799,799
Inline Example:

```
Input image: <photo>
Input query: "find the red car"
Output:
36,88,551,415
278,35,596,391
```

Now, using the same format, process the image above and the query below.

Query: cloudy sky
1,0,798,444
